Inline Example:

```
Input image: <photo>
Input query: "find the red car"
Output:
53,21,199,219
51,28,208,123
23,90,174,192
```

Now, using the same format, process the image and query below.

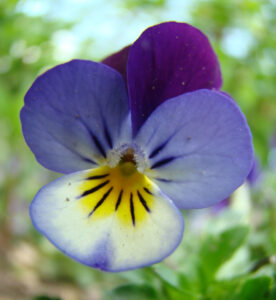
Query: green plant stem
249,255,276,273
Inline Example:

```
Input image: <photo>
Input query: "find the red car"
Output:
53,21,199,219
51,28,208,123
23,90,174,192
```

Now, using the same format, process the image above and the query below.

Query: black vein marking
115,190,123,211
91,133,106,158
82,157,96,164
137,191,151,213
130,193,135,226
86,174,109,180
79,180,109,198
104,125,113,149
151,156,176,169
155,178,172,183
149,140,169,159
88,187,113,217
143,187,153,195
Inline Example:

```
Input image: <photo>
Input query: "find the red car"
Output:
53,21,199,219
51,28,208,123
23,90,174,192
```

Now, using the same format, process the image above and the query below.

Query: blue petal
135,89,253,209
30,168,184,271
21,60,129,173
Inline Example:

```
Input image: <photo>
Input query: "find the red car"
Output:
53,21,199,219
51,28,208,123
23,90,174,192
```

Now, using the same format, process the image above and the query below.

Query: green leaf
146,266,200,300
269,285,276,300
198,226,249,279
152,264,179,288
105,284,158,300
234,276,271,300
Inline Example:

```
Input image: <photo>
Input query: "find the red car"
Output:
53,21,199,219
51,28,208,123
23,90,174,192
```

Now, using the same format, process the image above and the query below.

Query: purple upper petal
21,60,129,173
102,46,130,84
127,22,222,134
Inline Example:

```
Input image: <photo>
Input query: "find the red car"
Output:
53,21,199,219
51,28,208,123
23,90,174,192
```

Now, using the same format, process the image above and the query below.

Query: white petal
30,167,184,271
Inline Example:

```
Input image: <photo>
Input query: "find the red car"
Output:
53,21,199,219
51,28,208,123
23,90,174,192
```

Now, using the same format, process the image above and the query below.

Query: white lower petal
30,167,184,271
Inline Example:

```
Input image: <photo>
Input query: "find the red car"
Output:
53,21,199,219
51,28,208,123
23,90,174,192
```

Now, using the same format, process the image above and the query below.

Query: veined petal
21,60,129,173
30,166,184,271
127,22,222,134
135,89,253,209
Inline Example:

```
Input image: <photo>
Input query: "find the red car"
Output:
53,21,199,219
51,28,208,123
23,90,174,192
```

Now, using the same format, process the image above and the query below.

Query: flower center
119,148,137,176
107,143,149,174
78,162,155,227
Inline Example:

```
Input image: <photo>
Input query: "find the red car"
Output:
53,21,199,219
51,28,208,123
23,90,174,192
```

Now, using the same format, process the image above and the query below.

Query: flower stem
249,255,276,273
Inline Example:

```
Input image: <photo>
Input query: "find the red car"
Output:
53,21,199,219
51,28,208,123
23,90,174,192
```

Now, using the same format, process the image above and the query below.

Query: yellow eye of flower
79,164,155,227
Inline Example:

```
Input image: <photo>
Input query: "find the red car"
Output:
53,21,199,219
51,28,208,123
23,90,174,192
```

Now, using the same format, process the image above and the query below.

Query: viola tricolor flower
21,22,253,271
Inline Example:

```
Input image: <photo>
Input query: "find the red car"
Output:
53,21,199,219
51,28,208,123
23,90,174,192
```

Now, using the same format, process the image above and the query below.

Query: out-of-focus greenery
0,0,275,299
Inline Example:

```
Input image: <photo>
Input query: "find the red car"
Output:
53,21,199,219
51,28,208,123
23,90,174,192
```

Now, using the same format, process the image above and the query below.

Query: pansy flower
21,22,253,271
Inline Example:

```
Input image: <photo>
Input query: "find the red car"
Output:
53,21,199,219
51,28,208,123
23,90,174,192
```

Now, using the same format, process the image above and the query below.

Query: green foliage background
0,0,275,299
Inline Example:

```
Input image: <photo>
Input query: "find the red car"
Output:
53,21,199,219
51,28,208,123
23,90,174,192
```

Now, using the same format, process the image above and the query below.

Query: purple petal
211,198,230,214
135,89,253,209
127,22,222,133
247,157,260,185
102,45,130,84
21,60,129,173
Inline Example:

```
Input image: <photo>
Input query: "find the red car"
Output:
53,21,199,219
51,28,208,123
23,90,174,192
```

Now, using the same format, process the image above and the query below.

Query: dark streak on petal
81,156,96,164
79,180,109,198
86,174,109,180
90,132,106,158
151,157,176,169
143,187,153,195
130,193,135,226
104,125,113,149
155,178,172,183
88,187,113,217
137,191,151,212
149,140,169,159
115,190,123,211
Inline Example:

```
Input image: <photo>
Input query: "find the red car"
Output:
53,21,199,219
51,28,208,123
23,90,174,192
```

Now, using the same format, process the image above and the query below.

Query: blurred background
0,0,276,299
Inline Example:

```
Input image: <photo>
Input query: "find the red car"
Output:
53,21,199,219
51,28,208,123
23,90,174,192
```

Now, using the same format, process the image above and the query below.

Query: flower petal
127,22,222,133
30,167,184,271
135,89,253,209
247,157,260,185
102,45,130,84
21,60,129,173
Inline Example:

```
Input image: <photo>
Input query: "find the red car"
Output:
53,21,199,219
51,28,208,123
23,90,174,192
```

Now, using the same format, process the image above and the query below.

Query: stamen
119,148,137,176
107,143,149,172
120,148,136,164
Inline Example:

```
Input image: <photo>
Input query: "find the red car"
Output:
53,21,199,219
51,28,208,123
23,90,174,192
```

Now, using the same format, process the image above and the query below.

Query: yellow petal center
78,163,155,227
